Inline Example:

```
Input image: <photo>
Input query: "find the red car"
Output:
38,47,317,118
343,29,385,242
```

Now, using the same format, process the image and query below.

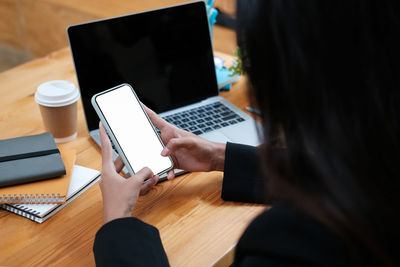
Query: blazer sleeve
221,142,267,204
93,217,169,267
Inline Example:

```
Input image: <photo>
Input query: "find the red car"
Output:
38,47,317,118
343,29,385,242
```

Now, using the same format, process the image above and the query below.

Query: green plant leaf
228,47,243,77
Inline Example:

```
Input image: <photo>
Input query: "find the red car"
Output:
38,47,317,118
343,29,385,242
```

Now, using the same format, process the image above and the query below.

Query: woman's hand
99,122,159,224
144,105,226,179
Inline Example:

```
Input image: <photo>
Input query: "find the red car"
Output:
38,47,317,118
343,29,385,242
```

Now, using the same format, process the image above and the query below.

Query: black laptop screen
68,1,218,131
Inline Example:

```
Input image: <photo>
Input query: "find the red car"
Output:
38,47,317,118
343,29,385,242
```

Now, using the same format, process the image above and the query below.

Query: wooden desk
0,48,265,266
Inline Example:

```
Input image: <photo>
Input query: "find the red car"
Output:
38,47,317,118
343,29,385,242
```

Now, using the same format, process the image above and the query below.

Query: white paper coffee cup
35,80,80,143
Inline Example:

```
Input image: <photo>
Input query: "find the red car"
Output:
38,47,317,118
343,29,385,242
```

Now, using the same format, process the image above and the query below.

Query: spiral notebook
0,150,75,203
0,165,100,223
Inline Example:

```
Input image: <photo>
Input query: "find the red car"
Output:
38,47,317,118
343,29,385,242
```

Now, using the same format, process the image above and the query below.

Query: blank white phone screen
96,85,172,175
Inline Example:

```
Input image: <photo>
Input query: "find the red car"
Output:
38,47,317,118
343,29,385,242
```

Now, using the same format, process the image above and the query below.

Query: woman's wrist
211,142,226,171
103,203,132,224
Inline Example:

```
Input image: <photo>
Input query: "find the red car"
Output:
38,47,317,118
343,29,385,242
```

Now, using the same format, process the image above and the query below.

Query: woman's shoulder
234,203,354,266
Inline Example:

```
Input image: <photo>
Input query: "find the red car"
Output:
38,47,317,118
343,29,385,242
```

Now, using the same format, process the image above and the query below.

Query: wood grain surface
0,0,25,50
0,0,237,57
0,48,265,266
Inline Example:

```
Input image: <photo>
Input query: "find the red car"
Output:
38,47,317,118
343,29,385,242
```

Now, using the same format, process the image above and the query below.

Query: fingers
132,167,158,196
161,146,170,156
114,156,124,173
167,170,175,180
99,122,115,172
134,167,154,184
139,175,160,196
142,103,168,129
162,137,193,156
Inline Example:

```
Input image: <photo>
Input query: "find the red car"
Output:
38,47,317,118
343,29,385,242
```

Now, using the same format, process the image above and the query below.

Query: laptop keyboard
162,101,245,135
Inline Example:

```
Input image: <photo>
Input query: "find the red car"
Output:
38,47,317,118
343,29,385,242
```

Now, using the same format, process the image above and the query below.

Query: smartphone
91,83,173,176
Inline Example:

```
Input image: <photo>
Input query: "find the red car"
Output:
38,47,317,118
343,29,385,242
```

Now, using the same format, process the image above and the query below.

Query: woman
93,0,400,266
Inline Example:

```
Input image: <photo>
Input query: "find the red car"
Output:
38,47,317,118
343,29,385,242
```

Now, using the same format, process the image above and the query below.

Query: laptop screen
68,1,218,131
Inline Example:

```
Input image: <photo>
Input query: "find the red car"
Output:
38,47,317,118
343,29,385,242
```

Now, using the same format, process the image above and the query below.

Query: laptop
67,1,262,154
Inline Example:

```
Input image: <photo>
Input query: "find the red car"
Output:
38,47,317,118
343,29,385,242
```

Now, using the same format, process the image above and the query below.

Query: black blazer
93,143,358,266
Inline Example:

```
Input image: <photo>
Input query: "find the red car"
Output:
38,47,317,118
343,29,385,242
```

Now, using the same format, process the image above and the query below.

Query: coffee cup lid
35,80,80,107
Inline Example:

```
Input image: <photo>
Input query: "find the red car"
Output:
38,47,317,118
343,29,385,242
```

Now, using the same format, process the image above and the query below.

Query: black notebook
0,132,66,187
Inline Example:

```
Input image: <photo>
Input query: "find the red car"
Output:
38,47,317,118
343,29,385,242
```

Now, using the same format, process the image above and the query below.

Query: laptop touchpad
200,131,230,144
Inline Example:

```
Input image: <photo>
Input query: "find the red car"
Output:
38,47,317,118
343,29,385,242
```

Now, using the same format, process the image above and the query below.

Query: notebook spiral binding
1,204,41,222
0,193,64,203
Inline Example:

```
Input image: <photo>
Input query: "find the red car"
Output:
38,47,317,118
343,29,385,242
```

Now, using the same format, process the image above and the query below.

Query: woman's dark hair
236,0,400,264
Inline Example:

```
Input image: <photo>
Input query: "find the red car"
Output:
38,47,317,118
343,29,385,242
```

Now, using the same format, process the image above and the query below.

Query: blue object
206,0,218,40
246,106,262,116
215,66,240,91
207,2,236,90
